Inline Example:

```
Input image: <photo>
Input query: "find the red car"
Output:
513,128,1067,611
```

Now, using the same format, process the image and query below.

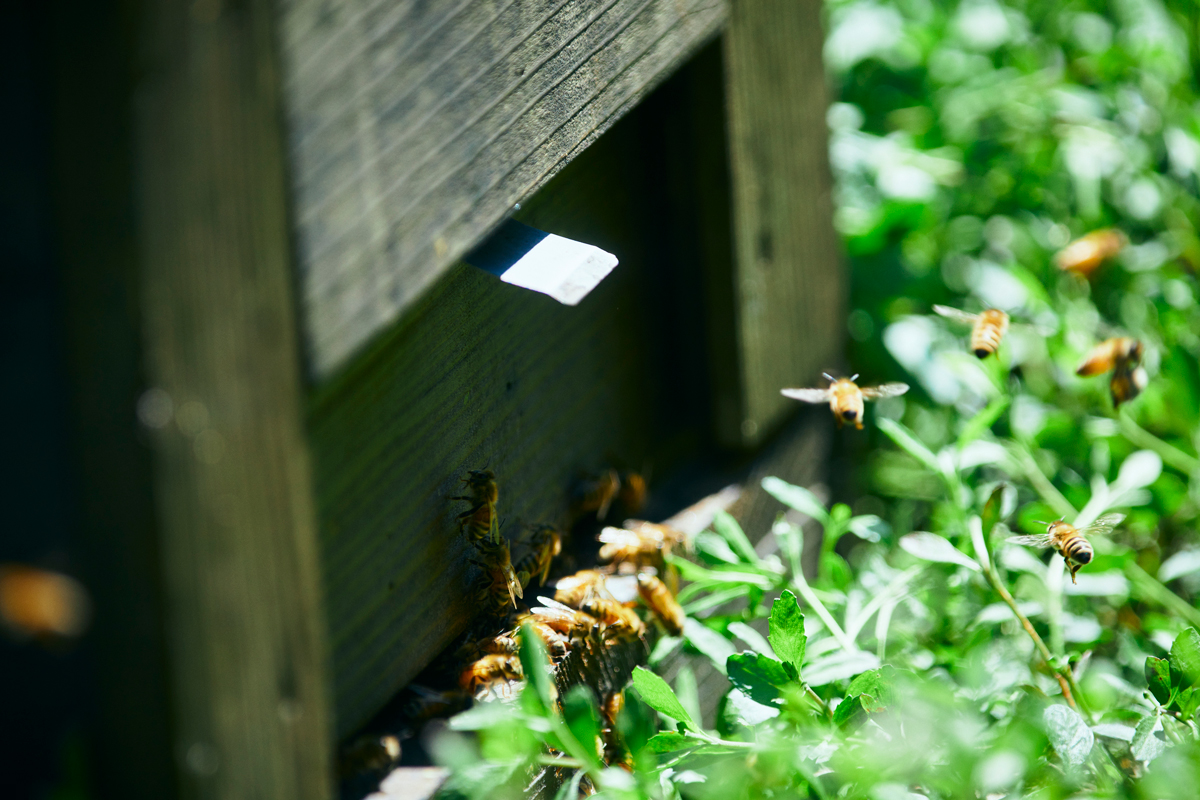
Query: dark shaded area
462,220,552,278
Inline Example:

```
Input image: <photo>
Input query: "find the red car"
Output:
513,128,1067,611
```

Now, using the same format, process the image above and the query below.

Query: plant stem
535,754,584,769
1127,563,1200,629
1012,443,1077,520
805,685,834,721
1118,410,1200,475
791,573,856,652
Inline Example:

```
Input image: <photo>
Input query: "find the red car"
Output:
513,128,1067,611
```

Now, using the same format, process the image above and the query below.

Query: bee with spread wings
781,373,909,430
1008,513,1125,583
932,306,1011,359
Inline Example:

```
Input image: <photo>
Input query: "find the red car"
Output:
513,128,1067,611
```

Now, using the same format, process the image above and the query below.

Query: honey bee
520,618,570,657
619,471,648,515
580,597,646,639
527,598,602,641
469,537,523,612
781,374,910,430
636,573,684,636
597,524,680,566
932,306,1011,358
515,524,562,587
1055,229,1127,277
0,564,91,640
554,569,612,608
338,734,401,778
1076,338,1147,408
453,469,500,544
574,469,622,520
459,652,523,696
1008,513,1125,583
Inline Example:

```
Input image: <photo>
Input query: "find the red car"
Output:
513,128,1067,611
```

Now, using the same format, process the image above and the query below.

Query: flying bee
452,469,500,544
636,573,684,636
781,374,910,430
1076,337,1146,408
573,469,622,521
459,652,523,696
1055,228,1127,277
469,537,523,613
554,569,612,608
338,734,401,778
1008,513,1125,583
619,471,648,515
932,306,1011,358
580,597,646,639
515,524,562,588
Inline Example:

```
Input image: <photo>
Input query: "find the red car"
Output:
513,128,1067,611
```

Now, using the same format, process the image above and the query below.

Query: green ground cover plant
432,0,1200,796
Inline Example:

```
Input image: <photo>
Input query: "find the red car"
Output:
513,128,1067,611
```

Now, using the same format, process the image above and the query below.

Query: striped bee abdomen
1062,536,1093,565
970,310,1010,358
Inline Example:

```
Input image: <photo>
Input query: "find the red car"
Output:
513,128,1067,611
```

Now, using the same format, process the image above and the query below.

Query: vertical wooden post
132,0,333,797
722,0,846,447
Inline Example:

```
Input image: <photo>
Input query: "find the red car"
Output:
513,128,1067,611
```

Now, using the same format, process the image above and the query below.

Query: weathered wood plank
307,76,721,736
277,0,728,377
722,0,845,447
132,0,333,796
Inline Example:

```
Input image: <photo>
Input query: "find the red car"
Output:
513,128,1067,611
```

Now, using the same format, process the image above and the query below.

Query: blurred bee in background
636,573,684,636
453,469,500,544
573,469,621,521
600,690,633,770
1008,513,1125,583
514,524,562,588
781,374,910,430
0,564,91,641
338,734,401,778
469,536,523,612
459,652,523,697
1076,337,1147,408
932,306,1011,358
553,569,612,608
598,522,684,565
618,471,648,516
1055,228,1127,277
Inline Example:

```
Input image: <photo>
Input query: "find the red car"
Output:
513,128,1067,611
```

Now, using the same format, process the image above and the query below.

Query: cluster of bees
452,468,686,699
781,227,1140,583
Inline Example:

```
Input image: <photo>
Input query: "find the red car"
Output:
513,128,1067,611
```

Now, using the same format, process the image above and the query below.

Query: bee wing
861,382,911,400
780,388,833,403
598,527,640,545
932,305,980,324
1007,534,1055,548
1079,512,1125,537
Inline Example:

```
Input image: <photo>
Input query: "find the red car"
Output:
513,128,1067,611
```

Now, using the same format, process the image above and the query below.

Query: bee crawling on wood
1076,337,1147,408
636,572,684,636
598,521,685,567
452,469,500,544
553,569,612,608
580,597,646,641
528,597,603,643
514,524,562,588
573,469,622,521
932,306,1011,358
1008,513,1125,583
781,374,909,430
469,536,523,613
459,652,523,697
1055,228,1127,278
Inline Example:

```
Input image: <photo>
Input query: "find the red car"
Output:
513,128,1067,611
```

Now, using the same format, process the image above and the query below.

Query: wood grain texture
277,0,728,378
722,0,846,447
133,0,333,796
307,82,721,736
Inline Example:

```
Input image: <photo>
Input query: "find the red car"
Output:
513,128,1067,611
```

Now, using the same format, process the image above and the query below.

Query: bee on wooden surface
932,306,1011,358
580,597,646,639
452,469,500,544
619,471,648,516
527,598,602,642
781,374,910,430
597,525,675,567
514,524,562,588
519,618,570,657
1076,337,1147,408
636,573,684,636
456,631,520,662
1055,228,1127,277
573,469,622,521
469,537,523,613
553,569,612,608
459,652,523,696
1008,513,1125,583
338,734,401,778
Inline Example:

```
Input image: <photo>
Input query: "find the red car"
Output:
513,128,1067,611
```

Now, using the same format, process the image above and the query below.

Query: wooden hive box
39,0,843,797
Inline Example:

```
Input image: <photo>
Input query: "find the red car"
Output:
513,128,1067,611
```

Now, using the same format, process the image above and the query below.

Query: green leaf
761,477,831,525
1043,704,1094,768
981,484,1006,540
832,694,866,728
693,531,741,565
1169,628,1200,689
683,618,736,676
644,732,696,753
878,418,941,474
727,652,791,705
518,622,556,714
712,511,759,565
958,396,1010,449
561,686,602,770
1177,686,1200,719
899,532,982,571
1146,657,1172,706
1131,715,1168,763
768,590,807,671
630,666,698,732
846,668,897,708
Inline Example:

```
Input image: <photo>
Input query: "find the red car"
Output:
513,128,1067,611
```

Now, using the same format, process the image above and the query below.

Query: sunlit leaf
899,532,982,571
1159,550,1200,582
712,511,760,565
725,687,780,726
847,515,888,542
645,732,696,753
693,531,742,565
1146,657,1173,706
1043,704,1094,767
1113,450,1163,494
728,621,777,659
683,617,736,676
981,484,1005,539
1169,627,1200,689
878,418,942,473
761,477,831,525
630,667,698,732
832,694,866,728
803,650,882,686
727,652,791,705
768,590,807,671
562,686,603,771
1131,715,1168,763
